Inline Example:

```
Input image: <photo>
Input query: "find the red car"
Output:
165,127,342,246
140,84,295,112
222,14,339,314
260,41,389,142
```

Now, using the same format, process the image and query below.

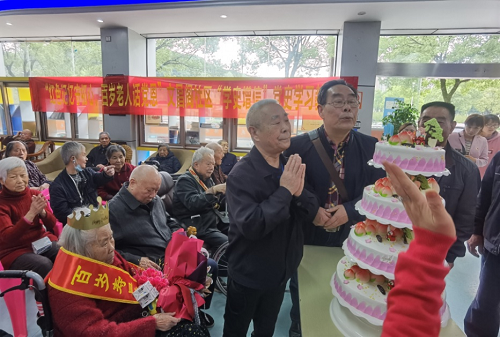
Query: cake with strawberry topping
356,176,441,228
330,118,450,331
370,126,449,177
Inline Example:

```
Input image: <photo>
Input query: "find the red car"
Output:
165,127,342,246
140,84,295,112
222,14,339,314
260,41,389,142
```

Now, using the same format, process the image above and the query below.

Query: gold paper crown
67,197,109,230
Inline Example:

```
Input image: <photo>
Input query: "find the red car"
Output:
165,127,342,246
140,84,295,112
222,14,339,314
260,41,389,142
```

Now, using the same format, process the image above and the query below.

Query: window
147,35,336,149
6,87,37,138
1,41,102,77
46,112,71,138
378,35,500,64
0,93,6,135
76,113,104,140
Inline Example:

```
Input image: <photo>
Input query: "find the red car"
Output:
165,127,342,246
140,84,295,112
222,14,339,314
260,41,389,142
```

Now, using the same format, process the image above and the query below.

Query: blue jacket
221,152,237,175
474,152,500,255
155,153,181,174
285,127,385,247
49,168,113,225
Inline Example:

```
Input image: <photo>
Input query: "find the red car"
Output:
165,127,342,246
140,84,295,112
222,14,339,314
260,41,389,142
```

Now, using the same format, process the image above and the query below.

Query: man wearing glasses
284,79,384,337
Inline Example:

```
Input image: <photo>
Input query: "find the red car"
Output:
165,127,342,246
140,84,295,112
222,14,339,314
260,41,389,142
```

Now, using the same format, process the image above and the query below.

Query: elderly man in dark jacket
419,101,481,267
464,152,500,337
49,141,114,225
87,131,112,170
223,99,319,337
284,79,385,336
172,147,227,250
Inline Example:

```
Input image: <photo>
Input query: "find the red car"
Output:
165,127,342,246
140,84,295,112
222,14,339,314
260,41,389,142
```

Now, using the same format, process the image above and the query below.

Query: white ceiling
0,1,499,40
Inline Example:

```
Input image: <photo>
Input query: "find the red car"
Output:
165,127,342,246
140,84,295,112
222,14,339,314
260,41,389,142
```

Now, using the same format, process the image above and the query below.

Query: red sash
48,248,139,304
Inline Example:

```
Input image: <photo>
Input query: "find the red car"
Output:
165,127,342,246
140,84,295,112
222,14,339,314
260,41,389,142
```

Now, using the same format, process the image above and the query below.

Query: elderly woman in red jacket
97,144,135,201
0,157,59,277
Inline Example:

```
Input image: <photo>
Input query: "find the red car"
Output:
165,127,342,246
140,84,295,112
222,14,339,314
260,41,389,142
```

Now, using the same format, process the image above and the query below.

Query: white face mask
73,159,83,172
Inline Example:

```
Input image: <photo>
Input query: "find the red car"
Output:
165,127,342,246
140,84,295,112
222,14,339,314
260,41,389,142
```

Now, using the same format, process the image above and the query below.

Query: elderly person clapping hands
0,157,59,277
49,141,114,225
4,141,51,191
47,204,188,337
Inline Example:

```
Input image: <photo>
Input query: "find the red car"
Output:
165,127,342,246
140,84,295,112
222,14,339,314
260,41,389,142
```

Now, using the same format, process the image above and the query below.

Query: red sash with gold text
48,248,139,304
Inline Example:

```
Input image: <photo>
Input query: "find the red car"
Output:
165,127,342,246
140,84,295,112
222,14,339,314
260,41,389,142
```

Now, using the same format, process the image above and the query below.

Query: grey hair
59,223,111,259
217,139,228,145
246,99,279,130
205,142,222,152
99,131,110,139
0,157,26,181
106,144,125,161
61,141,85,165
192,147,214,166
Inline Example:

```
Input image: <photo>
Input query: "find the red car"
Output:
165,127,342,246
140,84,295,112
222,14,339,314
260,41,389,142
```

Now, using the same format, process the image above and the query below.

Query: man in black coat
87,131,112,170
284,80,385,336
465,152,500,336
419,101,481,268
223,99,319,337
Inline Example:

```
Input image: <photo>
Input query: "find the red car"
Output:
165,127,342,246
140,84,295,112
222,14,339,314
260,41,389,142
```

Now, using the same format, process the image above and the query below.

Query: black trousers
223,278,286,337
9,242,60,278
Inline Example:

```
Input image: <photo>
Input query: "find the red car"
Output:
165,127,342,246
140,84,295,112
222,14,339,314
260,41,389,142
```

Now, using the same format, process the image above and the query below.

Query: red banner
29,76,358,119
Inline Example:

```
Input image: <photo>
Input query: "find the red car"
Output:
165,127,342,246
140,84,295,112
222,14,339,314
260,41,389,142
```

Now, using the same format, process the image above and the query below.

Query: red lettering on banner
101,84,109,107
133,84,141,107
294,85,304,110
283,85,293,110
203,86,213,108
233,87,242,109
185,85,194,108
176,85,185,108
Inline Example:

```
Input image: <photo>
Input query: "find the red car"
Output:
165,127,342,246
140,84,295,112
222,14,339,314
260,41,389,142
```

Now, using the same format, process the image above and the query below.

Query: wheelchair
0,269,53,337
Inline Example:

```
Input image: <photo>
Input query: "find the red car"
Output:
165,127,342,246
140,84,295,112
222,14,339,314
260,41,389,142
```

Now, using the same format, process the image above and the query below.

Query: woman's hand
383,161,455,238
102,165,115,177
139,257,161,270
154,312,181,331
25,194,48,222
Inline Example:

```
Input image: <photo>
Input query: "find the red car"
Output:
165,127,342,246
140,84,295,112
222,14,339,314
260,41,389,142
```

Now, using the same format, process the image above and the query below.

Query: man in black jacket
87,131,112,170
419,101,481,268
465,152,500,337
284,80,385,336
223,99,319,337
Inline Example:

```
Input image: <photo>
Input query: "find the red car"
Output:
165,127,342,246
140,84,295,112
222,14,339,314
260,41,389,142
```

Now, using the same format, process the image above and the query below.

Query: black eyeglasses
325,99,359,108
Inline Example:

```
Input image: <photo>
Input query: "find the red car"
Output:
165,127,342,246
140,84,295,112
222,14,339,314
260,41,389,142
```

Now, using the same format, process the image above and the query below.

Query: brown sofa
146,148,193,176
36,143,96,181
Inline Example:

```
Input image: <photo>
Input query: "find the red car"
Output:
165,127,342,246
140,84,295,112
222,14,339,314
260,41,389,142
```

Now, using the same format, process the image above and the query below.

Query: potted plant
382,99,419,136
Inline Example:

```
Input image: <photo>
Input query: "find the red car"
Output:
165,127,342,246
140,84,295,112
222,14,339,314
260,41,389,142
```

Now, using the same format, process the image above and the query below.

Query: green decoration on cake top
424,118,444,147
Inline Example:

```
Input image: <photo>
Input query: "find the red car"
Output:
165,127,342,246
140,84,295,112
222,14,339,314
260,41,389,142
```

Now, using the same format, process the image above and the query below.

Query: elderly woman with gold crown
47,200,211,337
0,157,60,277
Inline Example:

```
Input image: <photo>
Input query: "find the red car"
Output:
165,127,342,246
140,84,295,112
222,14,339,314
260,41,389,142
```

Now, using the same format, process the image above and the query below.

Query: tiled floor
0,249,484,336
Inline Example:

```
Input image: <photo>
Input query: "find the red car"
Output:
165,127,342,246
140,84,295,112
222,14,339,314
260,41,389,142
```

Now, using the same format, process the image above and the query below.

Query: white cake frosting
356,185,411,229
370,142,449,177
342,226,410,279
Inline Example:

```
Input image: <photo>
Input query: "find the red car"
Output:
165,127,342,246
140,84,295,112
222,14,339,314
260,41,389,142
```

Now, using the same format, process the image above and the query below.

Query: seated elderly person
4,129,36,154
172,147,228,248
87,131,112,170
218,139,237,175
47,204,190,337
155,143,181,174
0,157,59,277
49,141,114,225
4,140,50,191
205,142,226,185
109,165,217,327
97,144,135,201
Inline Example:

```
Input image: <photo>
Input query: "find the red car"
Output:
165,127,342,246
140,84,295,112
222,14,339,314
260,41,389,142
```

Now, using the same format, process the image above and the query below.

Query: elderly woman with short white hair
47,204,208,336
0,157,59,277
49,141,115,225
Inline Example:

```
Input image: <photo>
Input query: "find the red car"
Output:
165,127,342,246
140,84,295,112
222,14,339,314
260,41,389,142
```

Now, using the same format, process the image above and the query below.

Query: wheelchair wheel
212,241,228,296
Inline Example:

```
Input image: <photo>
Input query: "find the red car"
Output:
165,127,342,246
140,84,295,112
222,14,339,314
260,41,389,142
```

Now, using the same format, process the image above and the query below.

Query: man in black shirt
223,99,320,337
87,131,112,170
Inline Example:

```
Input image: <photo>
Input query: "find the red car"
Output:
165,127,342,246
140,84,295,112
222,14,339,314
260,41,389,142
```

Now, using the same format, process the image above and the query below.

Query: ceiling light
357,11,366,16
97,19,104,23
6,22,12,26
220,15,227,19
